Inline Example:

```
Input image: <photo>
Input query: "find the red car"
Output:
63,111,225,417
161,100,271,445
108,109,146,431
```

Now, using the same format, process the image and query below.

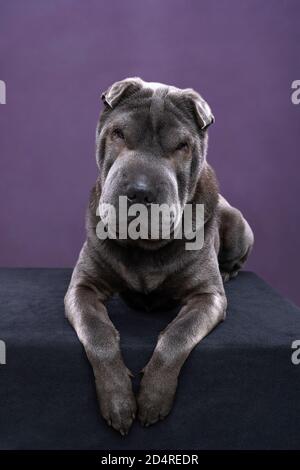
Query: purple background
0,0,299,305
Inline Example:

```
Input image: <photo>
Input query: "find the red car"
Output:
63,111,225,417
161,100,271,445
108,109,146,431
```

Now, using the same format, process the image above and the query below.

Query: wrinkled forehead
101,86,198,140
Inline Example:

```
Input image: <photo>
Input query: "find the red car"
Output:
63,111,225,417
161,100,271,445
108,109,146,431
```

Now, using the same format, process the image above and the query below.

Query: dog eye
175,142,189,151
112,128,125,140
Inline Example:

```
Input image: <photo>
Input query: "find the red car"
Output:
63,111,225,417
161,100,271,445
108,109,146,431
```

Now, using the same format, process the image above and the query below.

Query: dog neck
191,163,219,224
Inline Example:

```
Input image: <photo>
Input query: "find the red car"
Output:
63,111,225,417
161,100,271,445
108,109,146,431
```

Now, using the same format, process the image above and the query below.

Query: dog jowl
65,78,254,434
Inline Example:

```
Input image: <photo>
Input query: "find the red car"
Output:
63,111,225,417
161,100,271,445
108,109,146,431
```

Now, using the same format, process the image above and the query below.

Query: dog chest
117,262,166,293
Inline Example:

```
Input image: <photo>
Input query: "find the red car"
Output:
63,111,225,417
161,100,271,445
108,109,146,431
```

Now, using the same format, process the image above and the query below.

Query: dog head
96,77,215,246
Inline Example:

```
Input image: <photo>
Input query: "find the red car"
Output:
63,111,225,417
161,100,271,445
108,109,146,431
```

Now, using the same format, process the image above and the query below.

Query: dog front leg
138,292,227,426
65,282,136,435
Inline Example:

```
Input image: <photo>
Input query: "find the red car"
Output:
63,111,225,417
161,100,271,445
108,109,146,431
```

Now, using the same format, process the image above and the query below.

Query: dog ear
183,88,214,130
101,77,143,108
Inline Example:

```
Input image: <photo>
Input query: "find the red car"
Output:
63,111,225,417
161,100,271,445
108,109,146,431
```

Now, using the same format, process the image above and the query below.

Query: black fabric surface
0,268,300,450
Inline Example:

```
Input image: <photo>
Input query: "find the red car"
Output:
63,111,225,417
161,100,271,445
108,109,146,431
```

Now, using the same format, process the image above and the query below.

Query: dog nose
127,181,156,204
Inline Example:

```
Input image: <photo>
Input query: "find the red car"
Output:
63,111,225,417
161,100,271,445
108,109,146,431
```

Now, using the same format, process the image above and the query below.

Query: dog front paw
137,369,178,427
96,376,137,435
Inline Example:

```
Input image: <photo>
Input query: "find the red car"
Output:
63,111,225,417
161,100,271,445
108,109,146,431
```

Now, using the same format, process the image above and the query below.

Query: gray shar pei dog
65,78,254,435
